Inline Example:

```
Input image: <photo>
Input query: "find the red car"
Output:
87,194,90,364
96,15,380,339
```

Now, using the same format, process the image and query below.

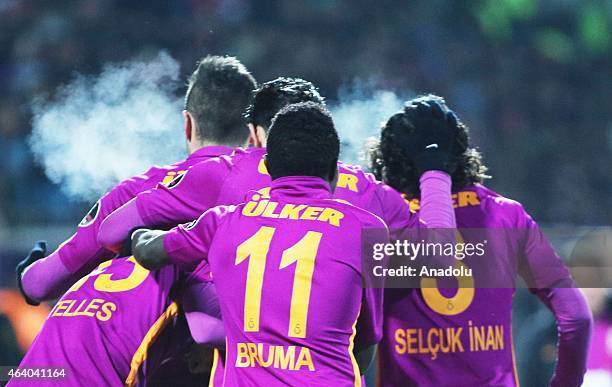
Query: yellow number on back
420,231,475,315
66,257,150,294
235,227,323,338
280,231,322,338
94,256,149,292
235,226,275,332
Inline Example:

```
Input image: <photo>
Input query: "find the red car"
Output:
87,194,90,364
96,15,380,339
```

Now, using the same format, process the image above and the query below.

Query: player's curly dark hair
245,77,325,131
369,94,489,197
266,102,339,181
185,55,257,145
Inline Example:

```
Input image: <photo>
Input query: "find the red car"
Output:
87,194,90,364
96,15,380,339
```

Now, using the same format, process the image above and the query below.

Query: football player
13,56,256,386
98,79,459,386
371,95,592,387
129,102,389,385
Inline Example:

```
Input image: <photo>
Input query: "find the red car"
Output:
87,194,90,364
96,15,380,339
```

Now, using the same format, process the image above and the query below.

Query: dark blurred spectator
0,0,610,226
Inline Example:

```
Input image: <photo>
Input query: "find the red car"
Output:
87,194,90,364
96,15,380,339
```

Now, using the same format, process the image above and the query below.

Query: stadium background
0,0,610,385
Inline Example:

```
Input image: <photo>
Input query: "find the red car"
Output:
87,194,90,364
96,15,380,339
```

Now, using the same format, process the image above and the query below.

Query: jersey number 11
235,226,322,339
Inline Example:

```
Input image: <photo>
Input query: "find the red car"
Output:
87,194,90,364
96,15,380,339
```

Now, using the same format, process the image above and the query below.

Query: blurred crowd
0,1,611,385
0,0,611,227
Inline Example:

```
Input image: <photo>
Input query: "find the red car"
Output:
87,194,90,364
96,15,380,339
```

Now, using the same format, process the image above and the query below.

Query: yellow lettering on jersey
258,158,269,175
257,187,271,198
258,343,274,367
236,343,250,367
337,173,358,192
247,343,260,366
395,329,406,354
468,321,504,352
395,322,505,360
295,347,315,371
316,207,344,228
396,327,464,360
83,298,104,317
243,199,268,217
242,200,344,227
235,343,315,371
300,206,322,221
405,197,420,213
279,204,307,219
458,191,480,207
64,299,88,317
51,300,73,316
51,298,117,322
96,301,116,321
274,345,295,370
404,190,481,213
261,201,281,218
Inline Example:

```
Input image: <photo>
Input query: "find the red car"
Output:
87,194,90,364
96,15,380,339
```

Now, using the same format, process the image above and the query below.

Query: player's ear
247,124,266,148
256,125,267,147
183,110,193,142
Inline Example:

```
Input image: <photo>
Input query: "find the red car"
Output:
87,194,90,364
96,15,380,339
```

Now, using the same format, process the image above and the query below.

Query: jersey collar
188,145,234,160
270,176,332,200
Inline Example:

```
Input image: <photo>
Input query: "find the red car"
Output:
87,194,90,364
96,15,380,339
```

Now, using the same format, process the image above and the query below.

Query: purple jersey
163,176,389,386
57,146,233,276
109,148,425,386
378,185,572,387
135,147,414,232
11,256,209,387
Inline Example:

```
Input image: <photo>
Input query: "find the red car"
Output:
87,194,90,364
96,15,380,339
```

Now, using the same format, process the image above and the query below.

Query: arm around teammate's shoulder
134,206,232,272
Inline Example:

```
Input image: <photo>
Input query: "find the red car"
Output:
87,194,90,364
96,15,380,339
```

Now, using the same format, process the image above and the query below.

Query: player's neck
270,176,333,199
188,141,228,155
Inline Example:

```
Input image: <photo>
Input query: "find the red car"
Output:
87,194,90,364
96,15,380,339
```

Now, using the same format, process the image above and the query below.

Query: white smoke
30,52,185,201
331,81,411,165
30,65,411,202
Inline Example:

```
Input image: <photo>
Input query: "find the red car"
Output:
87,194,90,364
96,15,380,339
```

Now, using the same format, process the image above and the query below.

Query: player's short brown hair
185,56,257,145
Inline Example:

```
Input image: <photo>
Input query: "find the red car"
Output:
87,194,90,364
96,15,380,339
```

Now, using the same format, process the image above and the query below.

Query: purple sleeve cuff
419,171,456,228
536,284,593,387
21,250,73,302
97,198,145,252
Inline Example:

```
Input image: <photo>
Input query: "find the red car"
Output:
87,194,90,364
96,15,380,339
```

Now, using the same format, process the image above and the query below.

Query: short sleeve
163,206,230,271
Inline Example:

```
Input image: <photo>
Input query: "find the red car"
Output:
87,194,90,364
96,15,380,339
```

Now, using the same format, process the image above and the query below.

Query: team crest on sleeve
165,170,187,189
79,200,100,227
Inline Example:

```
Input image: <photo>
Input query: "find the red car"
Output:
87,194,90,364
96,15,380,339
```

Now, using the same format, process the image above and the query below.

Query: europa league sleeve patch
165,170,187,189
79,200,101,227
